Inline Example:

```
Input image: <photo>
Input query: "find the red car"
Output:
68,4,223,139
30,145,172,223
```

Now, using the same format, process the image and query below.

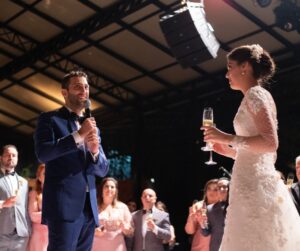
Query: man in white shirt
0,144,31,251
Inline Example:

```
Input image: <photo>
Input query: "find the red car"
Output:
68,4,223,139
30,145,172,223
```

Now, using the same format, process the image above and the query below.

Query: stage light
256,0,272,8
274,1,300,33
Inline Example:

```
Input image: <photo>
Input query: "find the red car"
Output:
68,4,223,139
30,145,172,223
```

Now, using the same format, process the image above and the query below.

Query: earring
241,71,245,76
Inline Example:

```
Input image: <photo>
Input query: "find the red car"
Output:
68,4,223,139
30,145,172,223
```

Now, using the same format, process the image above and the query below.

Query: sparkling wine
203,119,213,127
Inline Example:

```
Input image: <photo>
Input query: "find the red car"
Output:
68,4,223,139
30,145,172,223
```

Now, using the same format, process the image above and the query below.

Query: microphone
219,166,232,178
84,99,91,118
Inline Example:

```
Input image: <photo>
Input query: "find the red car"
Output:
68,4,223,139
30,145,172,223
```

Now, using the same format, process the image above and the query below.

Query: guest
0,144,31,251
127,188,171,251
290,156,300,215
127,200,137,213
34,70,109,251
185,179,219,251
92,177,133,251
27,164,48,251
200,178,229,251
156,201,176,251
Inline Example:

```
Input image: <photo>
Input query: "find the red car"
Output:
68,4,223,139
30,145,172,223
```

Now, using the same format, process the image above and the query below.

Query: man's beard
68,93,86,110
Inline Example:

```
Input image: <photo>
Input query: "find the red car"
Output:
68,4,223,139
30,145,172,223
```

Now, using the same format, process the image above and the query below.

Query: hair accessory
250,44,264,63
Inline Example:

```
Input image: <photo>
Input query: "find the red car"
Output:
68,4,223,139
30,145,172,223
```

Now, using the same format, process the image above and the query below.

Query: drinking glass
287,173,294,188
201,107,214,151
205,151,217,165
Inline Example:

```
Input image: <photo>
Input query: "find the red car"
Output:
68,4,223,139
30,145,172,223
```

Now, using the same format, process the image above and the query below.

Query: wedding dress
220,86,300,251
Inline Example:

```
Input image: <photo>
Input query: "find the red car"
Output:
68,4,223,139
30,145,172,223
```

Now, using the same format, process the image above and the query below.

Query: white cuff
72,131,84,146
91,151,99,162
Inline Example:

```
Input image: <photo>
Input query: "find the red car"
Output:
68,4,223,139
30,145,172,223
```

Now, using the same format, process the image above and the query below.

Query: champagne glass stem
205,151,217,165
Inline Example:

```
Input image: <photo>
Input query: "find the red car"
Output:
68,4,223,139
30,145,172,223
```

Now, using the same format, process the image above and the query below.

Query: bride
202,44,300,251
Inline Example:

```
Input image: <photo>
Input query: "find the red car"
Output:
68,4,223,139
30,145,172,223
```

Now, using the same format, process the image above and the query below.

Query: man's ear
61,89,67,98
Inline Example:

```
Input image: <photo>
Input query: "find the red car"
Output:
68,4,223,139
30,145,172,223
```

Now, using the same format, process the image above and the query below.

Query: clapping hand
95,226,106,237
120,221,133,236
3,196,17,208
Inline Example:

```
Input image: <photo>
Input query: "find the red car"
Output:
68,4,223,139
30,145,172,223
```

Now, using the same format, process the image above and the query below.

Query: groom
34,70,109,251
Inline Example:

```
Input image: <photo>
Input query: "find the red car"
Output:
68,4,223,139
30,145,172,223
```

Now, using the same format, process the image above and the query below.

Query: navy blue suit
34,106,109,251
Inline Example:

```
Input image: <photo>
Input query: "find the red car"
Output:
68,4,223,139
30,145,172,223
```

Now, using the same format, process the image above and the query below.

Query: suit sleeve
34,112,78,163
156,213,172,241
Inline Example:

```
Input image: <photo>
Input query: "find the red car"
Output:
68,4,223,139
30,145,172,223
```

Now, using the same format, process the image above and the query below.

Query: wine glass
286,173,294,188
205,151,217,165
200,201,208,228
201,107,214,151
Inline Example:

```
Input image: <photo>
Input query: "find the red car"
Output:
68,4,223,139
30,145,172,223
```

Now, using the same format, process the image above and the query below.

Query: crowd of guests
1,144,300,251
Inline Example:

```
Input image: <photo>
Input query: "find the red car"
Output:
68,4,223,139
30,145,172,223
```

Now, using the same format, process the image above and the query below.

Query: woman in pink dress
185,179,219,251
92,177,133,251
27,164,48,251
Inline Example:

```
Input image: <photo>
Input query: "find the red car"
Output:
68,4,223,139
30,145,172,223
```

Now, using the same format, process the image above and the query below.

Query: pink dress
92,202,132,251
27,190,48,251
185,201,210,251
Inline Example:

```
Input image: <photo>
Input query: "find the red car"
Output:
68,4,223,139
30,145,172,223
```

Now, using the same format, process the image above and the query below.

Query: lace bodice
232,85,278,155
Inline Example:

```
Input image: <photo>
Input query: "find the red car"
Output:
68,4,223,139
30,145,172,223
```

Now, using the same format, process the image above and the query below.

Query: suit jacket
0,173,31,237
34,106,109,225
201,202,227,251
290,182,300,215
127,207,171,251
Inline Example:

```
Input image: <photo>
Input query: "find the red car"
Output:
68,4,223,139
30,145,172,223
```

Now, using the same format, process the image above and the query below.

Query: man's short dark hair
62,70,88,89
0,144,18,156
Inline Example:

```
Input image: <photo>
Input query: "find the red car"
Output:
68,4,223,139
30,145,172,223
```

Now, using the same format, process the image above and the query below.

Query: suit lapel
291,183,300,206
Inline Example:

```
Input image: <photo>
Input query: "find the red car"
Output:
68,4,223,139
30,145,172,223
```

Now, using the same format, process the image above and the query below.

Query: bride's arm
213,143,236,159
203,88,278,153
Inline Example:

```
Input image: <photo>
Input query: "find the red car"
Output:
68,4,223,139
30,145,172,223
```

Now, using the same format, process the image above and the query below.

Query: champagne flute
201,107,214,151
205,151,217,165
286,173,294,188
146,213,153,231
200,201,208,228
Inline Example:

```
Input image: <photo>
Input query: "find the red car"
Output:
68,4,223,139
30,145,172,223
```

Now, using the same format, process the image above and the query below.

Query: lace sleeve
230,86,278,153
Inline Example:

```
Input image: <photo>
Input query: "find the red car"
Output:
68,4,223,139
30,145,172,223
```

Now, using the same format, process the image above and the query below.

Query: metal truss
0,0,153,82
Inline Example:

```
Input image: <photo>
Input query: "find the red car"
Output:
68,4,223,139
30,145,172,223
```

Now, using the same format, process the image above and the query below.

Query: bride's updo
227,44,276,84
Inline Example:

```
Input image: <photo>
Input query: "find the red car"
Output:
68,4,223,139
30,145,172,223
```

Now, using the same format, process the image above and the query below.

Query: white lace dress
220,86,300,251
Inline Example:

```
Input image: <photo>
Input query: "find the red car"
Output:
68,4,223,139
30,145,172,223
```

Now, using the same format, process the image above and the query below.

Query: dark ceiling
0,0,299,135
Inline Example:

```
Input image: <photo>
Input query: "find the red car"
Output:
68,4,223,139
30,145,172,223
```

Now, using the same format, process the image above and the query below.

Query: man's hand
78,117,97,139
85,129,99,154
3,196,17,208
146,219,156,231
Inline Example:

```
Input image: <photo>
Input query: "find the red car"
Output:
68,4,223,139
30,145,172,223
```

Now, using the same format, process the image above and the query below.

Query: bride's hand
201,126,233,145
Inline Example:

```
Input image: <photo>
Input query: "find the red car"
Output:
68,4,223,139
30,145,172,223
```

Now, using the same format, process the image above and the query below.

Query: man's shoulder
132,209,142,217
291,182,299,190
38,107,64,120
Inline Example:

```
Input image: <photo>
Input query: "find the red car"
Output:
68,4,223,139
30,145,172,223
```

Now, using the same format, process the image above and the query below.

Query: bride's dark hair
227,44,276,84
